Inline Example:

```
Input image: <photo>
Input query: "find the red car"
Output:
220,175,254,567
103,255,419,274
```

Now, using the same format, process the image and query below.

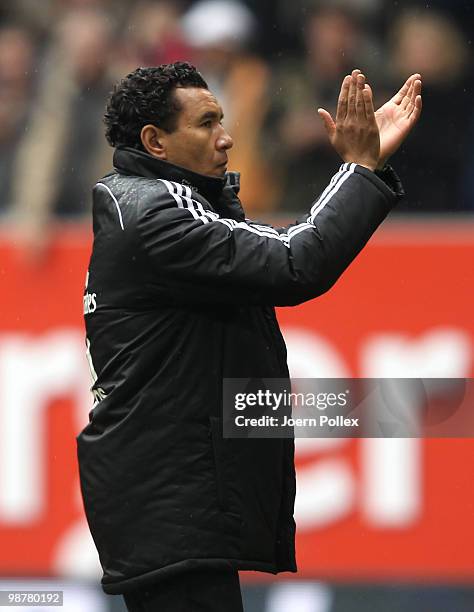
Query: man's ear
140,124,168,159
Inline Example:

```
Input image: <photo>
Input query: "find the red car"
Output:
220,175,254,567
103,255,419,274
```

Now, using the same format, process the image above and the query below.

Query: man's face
160,87,233,178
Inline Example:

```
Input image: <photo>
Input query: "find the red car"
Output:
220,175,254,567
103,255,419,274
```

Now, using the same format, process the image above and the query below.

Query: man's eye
202,120,212,127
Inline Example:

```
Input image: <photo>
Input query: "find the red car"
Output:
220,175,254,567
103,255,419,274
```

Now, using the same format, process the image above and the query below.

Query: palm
375,74,422,165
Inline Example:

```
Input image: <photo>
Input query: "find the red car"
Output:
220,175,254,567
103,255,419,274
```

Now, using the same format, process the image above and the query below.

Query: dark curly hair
104,62,208,150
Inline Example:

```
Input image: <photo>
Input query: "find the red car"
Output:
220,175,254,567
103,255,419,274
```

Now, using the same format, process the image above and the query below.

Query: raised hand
374,73,422,168
318,69,380,172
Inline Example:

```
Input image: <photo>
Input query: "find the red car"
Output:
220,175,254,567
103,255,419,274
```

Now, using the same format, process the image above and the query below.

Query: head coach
77,62,422,611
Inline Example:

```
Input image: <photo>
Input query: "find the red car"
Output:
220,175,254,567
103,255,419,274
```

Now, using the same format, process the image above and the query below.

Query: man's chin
207,167,227,178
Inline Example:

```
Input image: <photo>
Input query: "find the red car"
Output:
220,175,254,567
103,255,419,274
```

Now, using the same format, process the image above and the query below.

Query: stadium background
0,0,473,610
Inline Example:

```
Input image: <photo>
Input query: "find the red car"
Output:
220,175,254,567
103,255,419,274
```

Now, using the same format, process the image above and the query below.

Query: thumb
317,108,336,139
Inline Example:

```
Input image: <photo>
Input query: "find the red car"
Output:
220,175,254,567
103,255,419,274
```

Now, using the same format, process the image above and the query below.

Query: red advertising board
0,221,473,581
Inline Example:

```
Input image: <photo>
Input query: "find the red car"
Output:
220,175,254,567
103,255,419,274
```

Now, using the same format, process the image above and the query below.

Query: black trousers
123,569,244,612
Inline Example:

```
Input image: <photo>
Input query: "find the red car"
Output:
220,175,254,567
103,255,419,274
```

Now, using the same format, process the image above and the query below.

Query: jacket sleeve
136,163,401,306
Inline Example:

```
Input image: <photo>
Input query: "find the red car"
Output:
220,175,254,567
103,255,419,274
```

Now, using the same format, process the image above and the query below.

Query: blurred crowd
0,0,473,248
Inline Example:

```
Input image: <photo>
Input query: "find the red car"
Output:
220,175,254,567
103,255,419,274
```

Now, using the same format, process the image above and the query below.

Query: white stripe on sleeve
156,164,357,246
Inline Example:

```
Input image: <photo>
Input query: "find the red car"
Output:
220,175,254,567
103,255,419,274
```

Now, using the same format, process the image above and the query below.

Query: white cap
181,0,256,48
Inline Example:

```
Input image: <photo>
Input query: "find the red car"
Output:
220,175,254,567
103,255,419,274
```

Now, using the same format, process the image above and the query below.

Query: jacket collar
113,146,227,205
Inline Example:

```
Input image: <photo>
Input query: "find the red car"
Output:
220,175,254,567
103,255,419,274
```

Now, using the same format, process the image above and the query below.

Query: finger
391,75,412,105
405,78,422,115
413,78,422,99
407,97,422,123
347,70,358,117
317,108,336,139
355,73,366,120
363,83,376,121
336,75,351,122
401,80,414,111
408,89,422,122
413,94,422,120
392,73,420,105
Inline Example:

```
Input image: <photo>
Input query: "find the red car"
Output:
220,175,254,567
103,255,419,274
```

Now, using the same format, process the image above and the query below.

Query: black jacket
77,147,403,594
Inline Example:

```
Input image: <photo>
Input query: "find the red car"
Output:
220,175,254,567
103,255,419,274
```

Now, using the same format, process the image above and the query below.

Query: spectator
0,26,36,214
182,0,274,214
263,4,383,212
0,1,55,38
387,9,472,212
10,8,115,254
114,0,193,78
387,0,474,40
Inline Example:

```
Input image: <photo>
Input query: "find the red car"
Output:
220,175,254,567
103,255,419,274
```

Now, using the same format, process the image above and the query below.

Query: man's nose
216,129,233,151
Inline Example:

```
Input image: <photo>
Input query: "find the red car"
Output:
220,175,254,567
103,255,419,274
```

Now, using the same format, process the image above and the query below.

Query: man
77,62,421,611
